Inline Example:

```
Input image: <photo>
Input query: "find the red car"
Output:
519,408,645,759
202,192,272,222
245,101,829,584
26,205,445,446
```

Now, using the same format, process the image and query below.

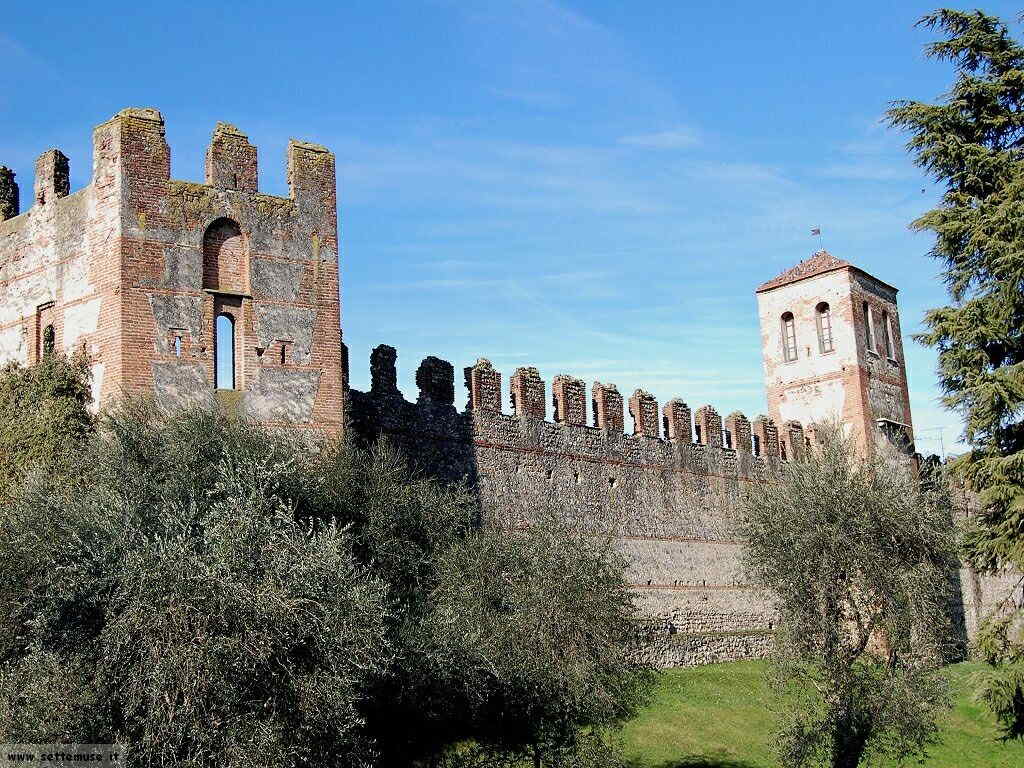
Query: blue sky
4,1,1019,455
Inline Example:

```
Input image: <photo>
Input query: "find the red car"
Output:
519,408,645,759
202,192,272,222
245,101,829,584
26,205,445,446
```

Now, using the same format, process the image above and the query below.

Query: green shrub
0,353,93,499
0,400,652,768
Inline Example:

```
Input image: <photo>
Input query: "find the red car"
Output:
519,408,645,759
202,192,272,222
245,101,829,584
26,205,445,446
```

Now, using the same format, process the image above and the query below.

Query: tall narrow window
815,302,834,353
752,433,761,456
173,335,182,358
781,312,798,362
215,313,236,389
863,301,875,351
42,325,55,357
882,311,894,358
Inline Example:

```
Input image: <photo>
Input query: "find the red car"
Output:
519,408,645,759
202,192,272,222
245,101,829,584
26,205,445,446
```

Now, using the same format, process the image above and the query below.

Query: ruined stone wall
0,150,118,405
349,346,780,666
0,108,346,433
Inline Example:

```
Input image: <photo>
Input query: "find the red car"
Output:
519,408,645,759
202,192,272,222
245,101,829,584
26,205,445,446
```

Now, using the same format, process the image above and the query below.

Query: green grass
621,661,1024,768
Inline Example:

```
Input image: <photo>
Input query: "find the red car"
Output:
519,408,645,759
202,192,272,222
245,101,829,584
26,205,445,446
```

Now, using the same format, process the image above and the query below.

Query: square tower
755,250,913,454
0,108,347,434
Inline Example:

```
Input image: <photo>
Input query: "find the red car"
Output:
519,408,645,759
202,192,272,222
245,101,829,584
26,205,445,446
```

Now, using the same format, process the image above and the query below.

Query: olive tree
0,397,652,768
740,428,957,768
0,402,392,767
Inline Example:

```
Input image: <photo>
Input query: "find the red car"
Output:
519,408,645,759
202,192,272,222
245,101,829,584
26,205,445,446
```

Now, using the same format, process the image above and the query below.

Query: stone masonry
348,350,778,666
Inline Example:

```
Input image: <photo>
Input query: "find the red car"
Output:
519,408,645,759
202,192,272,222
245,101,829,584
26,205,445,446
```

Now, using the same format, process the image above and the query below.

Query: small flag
810,227,821,236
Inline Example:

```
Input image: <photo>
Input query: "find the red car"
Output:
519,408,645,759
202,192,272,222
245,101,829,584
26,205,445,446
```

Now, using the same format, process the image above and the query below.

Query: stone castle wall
349,346,1023,666
349,346,785,666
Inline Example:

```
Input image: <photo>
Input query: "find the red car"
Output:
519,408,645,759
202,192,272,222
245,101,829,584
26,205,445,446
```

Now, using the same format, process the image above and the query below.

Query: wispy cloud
489,87,566,108
619,127,700,150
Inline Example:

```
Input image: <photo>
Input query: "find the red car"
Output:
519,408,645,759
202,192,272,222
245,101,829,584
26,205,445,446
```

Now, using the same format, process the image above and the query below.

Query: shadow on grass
629,758,762,768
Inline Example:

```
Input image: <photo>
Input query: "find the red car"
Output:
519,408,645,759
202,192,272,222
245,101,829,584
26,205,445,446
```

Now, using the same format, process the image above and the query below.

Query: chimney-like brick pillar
552,375,586,425
34,149,70,206
465,358,501,412
288,138,336,210
783,420,805,461
694,405,722,448
752,415,779,458
724,411,752,453
663,399,692,442
370,344,399,396
510,366,545,419
417,356,455,405
592,382,624,434
629,389,659,438
0,167,18,221
206,122,258,192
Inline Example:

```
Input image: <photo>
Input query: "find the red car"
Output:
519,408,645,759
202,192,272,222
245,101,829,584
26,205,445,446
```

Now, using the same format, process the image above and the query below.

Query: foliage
0,352,93,500
739,428,957,768
0,402,392,767
0,400,651,768
886,9,1024,737
417,512,653,768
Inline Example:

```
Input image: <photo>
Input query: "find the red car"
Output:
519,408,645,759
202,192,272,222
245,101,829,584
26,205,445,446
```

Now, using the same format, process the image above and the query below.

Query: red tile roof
756,250,852,293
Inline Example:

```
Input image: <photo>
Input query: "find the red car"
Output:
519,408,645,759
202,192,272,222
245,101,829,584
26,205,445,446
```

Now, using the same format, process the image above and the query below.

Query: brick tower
755,250,913,455
0,108,347,434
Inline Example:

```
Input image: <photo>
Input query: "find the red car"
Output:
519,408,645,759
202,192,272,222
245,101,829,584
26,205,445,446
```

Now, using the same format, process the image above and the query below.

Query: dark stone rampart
348,345,778,666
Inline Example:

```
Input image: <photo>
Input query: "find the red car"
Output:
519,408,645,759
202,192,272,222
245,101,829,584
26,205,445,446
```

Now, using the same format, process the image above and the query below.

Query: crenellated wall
349,345,783,666
349,345,1023,667
0,109,346,433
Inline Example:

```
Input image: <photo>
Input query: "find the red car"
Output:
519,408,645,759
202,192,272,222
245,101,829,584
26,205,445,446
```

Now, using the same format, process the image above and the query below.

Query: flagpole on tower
810,226,824,251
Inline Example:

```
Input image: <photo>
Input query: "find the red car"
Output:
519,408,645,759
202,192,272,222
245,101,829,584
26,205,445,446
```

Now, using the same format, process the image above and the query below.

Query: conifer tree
887,9,1024,737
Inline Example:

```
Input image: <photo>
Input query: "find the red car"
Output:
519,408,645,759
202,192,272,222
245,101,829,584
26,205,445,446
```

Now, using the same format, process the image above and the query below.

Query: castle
1,109,1018,665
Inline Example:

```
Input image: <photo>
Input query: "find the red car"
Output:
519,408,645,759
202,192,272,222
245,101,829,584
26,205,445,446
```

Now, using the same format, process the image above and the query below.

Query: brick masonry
0,108,345,433
756,250,914,456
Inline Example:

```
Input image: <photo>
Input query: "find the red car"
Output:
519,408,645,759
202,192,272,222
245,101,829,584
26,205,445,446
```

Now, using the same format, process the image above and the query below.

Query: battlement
0,107,336,225
0,106,345,434
357,344,793,461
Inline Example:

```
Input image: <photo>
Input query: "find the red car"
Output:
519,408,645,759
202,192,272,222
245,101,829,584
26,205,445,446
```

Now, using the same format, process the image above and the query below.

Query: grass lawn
621,660,1024,768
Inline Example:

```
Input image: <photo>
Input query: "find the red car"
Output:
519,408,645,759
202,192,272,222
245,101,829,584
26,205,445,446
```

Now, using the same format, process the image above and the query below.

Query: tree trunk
831,722,869,768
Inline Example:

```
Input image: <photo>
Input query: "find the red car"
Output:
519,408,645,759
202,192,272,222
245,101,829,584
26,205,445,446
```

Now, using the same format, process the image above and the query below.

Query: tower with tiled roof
755,251,913,455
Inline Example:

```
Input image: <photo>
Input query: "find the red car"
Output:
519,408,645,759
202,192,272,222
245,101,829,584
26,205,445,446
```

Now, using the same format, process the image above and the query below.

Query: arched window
815,302,834,353
781,312,797,362
215,313,236,389
202,218,246,292
882,310,894,358
42,324,55,357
